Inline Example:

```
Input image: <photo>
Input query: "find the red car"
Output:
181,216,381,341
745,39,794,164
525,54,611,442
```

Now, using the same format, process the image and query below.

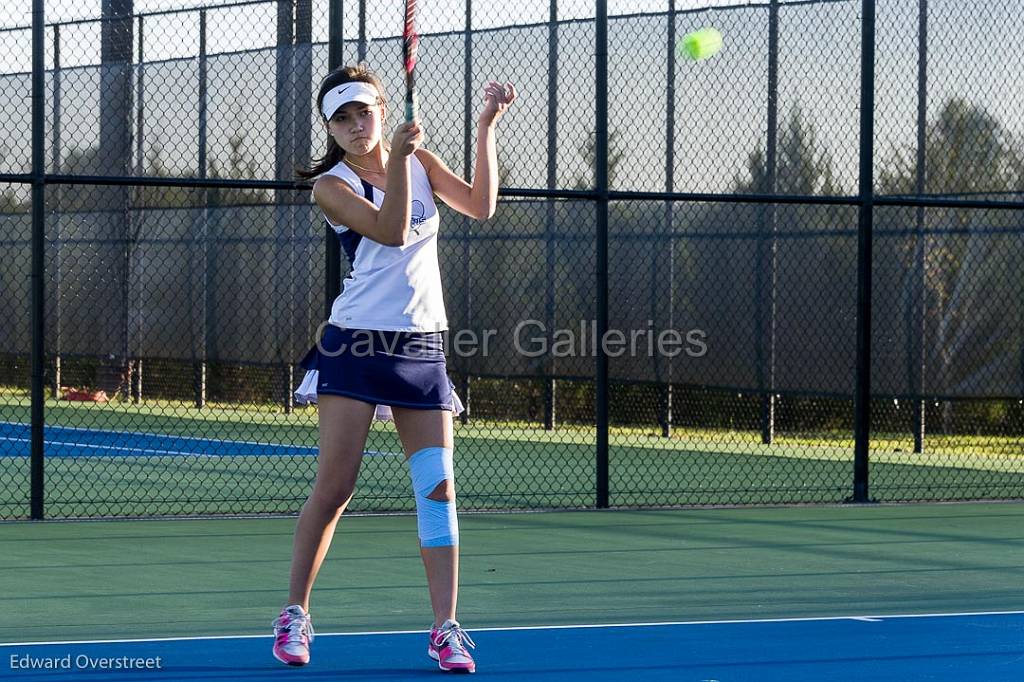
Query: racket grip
405,94,418,123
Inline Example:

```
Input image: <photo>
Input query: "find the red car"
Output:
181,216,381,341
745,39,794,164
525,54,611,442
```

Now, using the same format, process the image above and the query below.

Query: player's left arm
416,81,516,221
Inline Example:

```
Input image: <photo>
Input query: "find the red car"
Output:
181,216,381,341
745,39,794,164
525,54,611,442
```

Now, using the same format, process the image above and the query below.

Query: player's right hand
392,121,424,157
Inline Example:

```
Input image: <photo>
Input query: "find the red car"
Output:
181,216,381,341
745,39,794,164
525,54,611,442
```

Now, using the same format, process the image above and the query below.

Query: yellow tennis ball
679,27,723,61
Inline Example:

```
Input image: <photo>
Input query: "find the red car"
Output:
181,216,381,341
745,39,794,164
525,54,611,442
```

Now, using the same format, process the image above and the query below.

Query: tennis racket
403,0,419,123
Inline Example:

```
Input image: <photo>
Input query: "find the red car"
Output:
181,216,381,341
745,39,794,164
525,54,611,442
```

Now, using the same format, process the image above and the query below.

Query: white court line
3,609,1023,648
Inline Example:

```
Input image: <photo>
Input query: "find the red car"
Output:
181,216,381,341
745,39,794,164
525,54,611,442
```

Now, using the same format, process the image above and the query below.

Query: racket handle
405,93,418,123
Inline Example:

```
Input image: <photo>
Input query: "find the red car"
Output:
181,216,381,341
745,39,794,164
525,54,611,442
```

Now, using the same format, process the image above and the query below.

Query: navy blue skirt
296,325,455,411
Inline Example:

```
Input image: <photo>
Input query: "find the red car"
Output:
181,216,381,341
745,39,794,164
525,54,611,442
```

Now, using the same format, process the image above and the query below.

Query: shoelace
274,611,315,644
436,624,475,656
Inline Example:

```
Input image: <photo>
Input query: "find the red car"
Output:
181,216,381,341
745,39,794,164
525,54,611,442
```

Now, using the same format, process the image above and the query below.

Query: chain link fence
1,0,1022,519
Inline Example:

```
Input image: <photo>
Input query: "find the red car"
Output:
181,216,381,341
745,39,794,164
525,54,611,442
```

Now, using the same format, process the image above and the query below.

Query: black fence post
135,14,145,177
121,17,136,404
595,0,609,509
194,8,209,409
460,0,473,425
274,0,295,413
760,0,780,445
912,0,928,453
358,0,367,62
51,24,62,400
100,0,134,399
325,0,343,317
132,14,145,405
660,0,676,439
544,0,558,431
290,0,312,416
31,0,46,520
852,0,877,504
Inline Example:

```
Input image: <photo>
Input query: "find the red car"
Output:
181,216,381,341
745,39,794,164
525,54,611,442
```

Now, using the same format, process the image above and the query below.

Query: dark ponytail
296,137,345,181
296,64,389,180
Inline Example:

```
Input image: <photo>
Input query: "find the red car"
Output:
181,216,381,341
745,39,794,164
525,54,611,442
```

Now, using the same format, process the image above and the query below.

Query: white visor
321,81,379,119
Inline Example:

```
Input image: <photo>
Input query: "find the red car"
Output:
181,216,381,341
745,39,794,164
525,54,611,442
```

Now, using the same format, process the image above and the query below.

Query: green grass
1,390,1022,519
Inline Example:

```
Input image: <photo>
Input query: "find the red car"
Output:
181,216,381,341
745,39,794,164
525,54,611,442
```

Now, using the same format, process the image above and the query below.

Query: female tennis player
272,64,515,674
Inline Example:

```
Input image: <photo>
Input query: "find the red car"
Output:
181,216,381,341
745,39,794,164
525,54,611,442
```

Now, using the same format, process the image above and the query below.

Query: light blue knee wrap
407,447,459,547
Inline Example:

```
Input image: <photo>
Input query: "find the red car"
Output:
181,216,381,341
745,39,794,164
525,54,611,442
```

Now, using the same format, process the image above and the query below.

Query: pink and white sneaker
272,604,314,666
428,619,476,673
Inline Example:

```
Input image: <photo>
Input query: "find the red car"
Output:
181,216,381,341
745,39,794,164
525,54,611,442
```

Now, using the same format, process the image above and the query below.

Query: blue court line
0,422,401,459
3,613,1023,681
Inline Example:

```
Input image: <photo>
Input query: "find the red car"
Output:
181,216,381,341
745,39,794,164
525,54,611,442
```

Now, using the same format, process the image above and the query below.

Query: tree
135,145,201,209
735,105,842,195
0,145,29,213
726,105,852,406
0,189,27,213
877,97,1023,320
573,130,624,190
877,97,1024,428
208,133,271,207
132,132,270,209
879,97,1022,196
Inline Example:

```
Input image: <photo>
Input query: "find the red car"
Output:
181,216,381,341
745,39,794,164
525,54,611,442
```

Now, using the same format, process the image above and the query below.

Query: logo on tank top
410,200,427,236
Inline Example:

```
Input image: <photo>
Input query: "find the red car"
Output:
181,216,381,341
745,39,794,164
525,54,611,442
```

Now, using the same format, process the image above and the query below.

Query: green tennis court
3,502,1023,679
7,502,1023,640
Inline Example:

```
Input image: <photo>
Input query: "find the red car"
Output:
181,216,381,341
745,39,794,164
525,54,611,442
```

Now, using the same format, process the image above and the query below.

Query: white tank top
320,154,448,332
